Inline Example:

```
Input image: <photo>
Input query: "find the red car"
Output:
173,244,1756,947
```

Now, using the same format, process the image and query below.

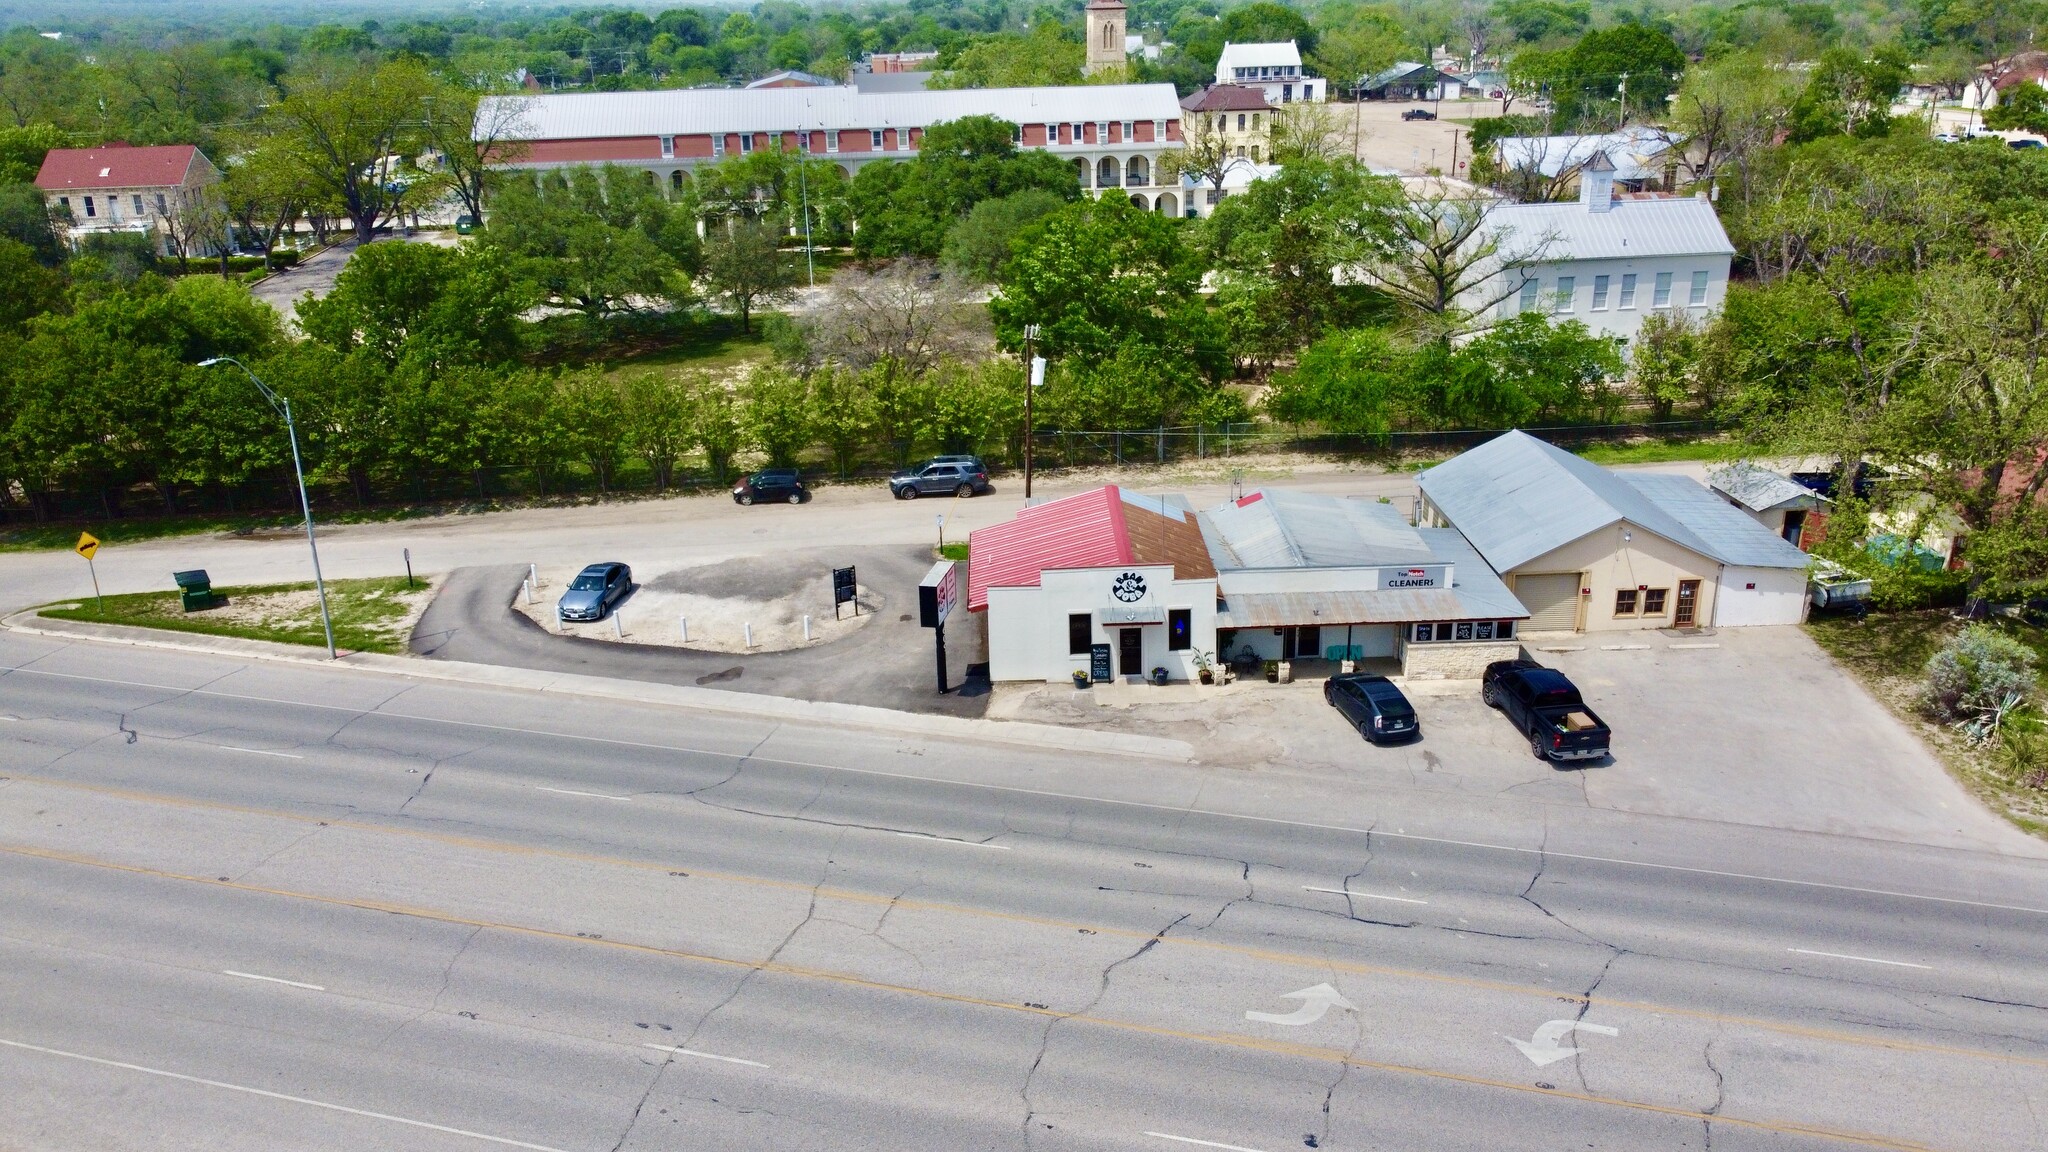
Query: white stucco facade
986,564,1218,684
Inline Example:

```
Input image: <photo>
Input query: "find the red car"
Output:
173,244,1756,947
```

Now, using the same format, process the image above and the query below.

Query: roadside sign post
832,566,857,619
403,547,414,589
74,532,102,612
918,560,959,695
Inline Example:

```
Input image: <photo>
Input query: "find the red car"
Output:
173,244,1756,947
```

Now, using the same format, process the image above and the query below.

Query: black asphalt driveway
410,548,989,717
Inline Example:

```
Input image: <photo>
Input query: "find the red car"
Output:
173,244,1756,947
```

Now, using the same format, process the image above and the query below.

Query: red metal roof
1180,84,1274,112
967,486,1133,611
34,144,202,192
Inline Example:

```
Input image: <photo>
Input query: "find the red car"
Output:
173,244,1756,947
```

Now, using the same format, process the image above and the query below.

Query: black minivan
1323,673,1420,744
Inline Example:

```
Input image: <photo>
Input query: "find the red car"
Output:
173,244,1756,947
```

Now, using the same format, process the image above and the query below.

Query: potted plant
1263,659,1279,683
1071,669,1090,689
1193,649,1216,685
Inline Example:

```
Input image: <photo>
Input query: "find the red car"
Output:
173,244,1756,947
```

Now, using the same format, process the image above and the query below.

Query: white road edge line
895,832,1010,850
12,666,2048,920
218,747,304,759
0,1037,568,1152
1145,1132,1270,1152
1302,886,1428,905
533,786,631,801
642,1043,769,1068
223,969,326,991
1787,948,1933,970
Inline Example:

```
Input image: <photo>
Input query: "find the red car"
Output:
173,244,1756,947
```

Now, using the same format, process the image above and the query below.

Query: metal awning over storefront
1099,603,1167,625
1216,589,1496,628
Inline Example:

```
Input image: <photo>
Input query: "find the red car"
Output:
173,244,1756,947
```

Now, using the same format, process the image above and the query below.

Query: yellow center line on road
0,841,1943,1152
7,775,2044,1073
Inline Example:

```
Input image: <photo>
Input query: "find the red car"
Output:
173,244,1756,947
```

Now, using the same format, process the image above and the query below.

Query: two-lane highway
3,632,2047,1150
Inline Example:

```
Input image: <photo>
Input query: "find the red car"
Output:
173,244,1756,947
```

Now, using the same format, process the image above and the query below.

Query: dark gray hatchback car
1323,673,1420,744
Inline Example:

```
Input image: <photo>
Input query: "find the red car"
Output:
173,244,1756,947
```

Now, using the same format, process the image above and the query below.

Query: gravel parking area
992,626,2034,853
514,556,879,653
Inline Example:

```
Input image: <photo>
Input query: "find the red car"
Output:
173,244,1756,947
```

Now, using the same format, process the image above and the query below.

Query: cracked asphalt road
3,632,2048,1152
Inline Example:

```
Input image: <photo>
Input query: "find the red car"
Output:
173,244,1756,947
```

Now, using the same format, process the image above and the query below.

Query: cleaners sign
1380,565,1447,590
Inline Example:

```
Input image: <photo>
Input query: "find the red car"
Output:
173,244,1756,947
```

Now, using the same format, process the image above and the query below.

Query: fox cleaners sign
1381,566,1447,589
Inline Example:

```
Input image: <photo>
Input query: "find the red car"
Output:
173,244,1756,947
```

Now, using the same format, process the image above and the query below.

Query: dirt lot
1336,97,1499,177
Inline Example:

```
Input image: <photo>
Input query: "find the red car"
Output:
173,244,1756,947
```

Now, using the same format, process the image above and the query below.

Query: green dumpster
173,569,222,612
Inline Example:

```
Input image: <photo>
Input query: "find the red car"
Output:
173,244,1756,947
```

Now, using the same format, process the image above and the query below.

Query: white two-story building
1215,41,1323,104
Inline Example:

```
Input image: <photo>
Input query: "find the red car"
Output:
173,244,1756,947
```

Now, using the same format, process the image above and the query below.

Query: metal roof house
1360,61,1459,102
1418,431,1813,631
971,485,1528,683
1709,463,1831,550
1215,41,1322,103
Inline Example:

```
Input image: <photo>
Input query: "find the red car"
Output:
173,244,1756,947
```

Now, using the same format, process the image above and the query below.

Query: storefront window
1069,613,1092,655
1643,588,1668,616
1454,622,1474,640
1615,590,1639,616
1168,609,1191,651
1412,623,1433,642
1475,621,1495,640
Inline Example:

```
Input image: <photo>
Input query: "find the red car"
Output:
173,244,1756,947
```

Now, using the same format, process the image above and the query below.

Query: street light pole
197,356,337,659
796,128,815,288
1023,324,1041,500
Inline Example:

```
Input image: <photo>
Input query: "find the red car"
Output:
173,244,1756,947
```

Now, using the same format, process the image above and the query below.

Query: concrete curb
3,610,1192,763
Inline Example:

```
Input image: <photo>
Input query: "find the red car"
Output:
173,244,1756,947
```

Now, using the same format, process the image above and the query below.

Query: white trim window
1121,120,1134,141
660,135,674,159
1012,123,1023,145
132,193,144,214
1619,273,1637,309
826,130,840,153
1043,122,1056,145
1591,274,1610,310
871,129,885,149
768,131,782,150
712,135,725,156
1653,271,1673,308
1095,121,1108,143
1518,277,1541,313
1688,270,1710,306
1153,119,1165,141
1552,276,1575,313
739,134,753,155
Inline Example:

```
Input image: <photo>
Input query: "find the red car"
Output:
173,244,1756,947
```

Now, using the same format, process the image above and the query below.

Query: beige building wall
1399,638,1520,679
1506,522,1721,633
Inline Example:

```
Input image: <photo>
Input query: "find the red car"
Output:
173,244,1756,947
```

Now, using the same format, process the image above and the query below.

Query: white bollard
529,562,539,589
802,615,811,642
522,578,533,605
614,613,624,638
744,623,753,649
679,616,688,643
555,608,564,632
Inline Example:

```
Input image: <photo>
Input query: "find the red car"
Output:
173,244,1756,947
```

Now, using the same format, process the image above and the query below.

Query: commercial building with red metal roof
33,142,220,254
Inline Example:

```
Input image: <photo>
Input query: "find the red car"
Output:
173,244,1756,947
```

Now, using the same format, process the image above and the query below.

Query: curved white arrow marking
1244,983,1356,1027
1506,1020,1618,1066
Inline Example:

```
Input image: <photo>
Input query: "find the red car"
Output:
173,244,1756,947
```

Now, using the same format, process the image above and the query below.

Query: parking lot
993,625,2031,853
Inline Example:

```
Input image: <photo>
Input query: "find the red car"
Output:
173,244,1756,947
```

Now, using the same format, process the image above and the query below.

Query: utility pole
1617,72,1628,131
796,128,815,288
1023,324,1042,500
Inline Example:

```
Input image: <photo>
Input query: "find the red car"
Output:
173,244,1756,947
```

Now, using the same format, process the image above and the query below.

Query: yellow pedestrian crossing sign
74,532,99,560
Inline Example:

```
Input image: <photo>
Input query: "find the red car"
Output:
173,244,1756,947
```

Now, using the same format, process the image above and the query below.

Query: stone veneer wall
1399,639,1522,680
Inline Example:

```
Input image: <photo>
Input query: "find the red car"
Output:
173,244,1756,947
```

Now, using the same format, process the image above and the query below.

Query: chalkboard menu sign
1090,643,1112,683
832,566,857,605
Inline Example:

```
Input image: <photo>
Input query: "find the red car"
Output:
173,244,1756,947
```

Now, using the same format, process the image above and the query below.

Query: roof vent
98,167,110,177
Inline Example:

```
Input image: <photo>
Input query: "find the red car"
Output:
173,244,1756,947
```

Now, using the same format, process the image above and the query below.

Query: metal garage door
1516,573,1582,632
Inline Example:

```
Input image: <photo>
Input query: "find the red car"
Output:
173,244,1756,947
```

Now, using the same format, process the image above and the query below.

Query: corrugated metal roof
1496,127,1673,180
1708,464,1830,512
966,486,1127,611
1484,196,1735,261
1200,489,1436,570
35,144,203,191
481,83,1184,141
1217,42,1303,71
1420,431,1812,571
1621,474,1814,569
1418,527,1530,618
1216,583,1524,627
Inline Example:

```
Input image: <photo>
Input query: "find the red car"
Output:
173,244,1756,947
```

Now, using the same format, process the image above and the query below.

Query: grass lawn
41,575,436,655
1575,437,1738,466
0,506,453,554
938,542,969,562
1808,609,2048,835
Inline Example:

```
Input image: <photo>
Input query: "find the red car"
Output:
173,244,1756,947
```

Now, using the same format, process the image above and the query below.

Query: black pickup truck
1481,659,1612,762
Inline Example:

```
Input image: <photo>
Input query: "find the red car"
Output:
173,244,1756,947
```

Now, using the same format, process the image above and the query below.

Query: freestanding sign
1089,643,1112,684
75,531,102,612
833,566,858,617
918,561,958,693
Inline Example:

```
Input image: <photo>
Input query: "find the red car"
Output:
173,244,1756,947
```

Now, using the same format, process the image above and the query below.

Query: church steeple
1084,0,1128,76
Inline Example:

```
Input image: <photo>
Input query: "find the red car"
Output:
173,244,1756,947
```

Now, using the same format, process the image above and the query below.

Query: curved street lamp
196,356,336,659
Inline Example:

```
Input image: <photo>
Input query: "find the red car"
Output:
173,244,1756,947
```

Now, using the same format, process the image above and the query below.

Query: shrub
1992,722,2048,790
1923,625,2039,723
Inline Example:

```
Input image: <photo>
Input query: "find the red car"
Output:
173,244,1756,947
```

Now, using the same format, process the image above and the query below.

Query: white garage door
1714,568,1809,627
1516,573,1582,632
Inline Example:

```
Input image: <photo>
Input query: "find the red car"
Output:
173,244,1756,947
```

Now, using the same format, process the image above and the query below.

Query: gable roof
1709,463,1832,513
35,144,204,191
1418,431,1807,570
1217,41,1302,72
1181,84,1274,112
965,486,1214,611
1362,61,1442,89
1483,195,1735,262
1495,126,1673,180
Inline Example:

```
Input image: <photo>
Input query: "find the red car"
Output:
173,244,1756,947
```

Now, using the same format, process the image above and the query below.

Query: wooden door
1675,580,1700,627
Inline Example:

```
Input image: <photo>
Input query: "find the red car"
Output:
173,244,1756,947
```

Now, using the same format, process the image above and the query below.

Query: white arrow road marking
1301,885,1428,905
642,1043,769,1069
1145,1132,1271,1152
219,747,304,759
223,970,326,991
1788,948,1932,970
895,832,1011,850
0,1036,569,1151
532,786,630,801
1244,983,1356,1027
1506,1020,1618,1066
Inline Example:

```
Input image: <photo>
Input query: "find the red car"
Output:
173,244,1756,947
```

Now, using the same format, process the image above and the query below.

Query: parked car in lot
557,562,632,621
2012,138,2045,149
1324,673,1420,744
733,469,808,505
1482,660,1611,762
890,458,991,499
1402,107,1436,121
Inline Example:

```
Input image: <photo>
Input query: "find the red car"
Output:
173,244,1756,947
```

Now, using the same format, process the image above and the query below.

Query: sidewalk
3,610,1192,763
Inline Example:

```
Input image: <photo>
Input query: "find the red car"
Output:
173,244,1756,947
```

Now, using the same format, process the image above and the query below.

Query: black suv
733,469,808,505
890,458,992,499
